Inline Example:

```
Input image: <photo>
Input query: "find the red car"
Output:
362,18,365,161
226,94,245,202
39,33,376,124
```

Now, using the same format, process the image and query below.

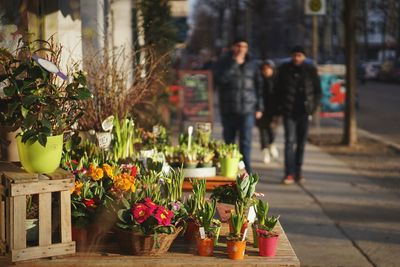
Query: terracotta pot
72,227,88,252
258,234,279,257
227,240,246,260
184,220,199,241
196,237,214,256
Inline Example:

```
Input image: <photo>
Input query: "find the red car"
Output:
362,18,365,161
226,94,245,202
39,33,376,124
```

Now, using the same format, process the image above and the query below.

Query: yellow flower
71,181,83,196
93,168,104,181
113,173,136,193
102,163,114,178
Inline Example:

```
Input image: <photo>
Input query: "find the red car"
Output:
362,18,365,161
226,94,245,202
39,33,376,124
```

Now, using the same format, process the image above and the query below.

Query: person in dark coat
256,60,280,164
276,46,322,184
214,38,263,173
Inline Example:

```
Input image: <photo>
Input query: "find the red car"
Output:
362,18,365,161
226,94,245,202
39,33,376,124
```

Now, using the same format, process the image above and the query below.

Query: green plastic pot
219,157,240,178
17,134,63,174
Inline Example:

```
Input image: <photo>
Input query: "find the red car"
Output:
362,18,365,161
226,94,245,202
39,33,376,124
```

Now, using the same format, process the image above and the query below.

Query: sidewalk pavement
212,121,400,267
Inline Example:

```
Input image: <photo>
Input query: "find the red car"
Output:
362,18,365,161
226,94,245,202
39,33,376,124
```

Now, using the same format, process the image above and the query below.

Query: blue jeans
221,113,254,173
283,115,309,178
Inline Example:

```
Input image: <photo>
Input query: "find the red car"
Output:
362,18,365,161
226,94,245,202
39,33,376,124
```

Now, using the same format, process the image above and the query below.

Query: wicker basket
116,227,182,256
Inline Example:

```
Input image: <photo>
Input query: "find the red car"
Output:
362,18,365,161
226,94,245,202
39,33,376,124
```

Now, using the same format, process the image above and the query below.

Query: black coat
276,61,322,116
261,75,279,117
214,53,263,115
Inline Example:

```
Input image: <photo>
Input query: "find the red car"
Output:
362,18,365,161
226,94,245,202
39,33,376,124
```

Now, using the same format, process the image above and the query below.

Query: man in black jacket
276,46,322,184
214,38,263,173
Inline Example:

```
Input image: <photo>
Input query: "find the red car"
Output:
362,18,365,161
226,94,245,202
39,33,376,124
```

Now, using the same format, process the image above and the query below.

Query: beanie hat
291,45,306,56
262,59,276,69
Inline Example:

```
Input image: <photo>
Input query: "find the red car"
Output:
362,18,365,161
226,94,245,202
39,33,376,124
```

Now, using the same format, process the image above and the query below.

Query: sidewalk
213,122,400,267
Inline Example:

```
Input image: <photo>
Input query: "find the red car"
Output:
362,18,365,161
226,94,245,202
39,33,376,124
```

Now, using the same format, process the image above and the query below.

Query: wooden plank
60,191,72,243
0,200,5,244
0,162,38,184
39,193,52,246
44,168,74,180
11,241,75,262
10,178,74,196
183,176,235,191
11,195,26,250
5,194,10,253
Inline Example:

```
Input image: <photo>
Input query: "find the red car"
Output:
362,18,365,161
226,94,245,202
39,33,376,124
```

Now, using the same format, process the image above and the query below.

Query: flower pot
227,240,246,260
184,220,199,241
258,234,279,257
184,162,198,169
17,134,63,173
116,227,182,256
219,157,240,178
200,161,213,168
196,237,214,256
26,218,38,242
72,226,88,252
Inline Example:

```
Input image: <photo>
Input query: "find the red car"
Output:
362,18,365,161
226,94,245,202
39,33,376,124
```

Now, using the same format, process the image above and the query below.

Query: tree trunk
343,0,358,146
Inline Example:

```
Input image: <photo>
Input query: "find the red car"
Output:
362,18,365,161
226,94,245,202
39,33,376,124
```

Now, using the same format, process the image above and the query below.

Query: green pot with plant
254,199,280,257
183,145,199,168
198,147,215,168
226,203,247,260
0,39,91,173
218,144,241,178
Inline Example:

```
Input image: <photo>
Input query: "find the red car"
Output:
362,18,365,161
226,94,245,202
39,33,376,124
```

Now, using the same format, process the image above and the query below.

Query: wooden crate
0,162,75,262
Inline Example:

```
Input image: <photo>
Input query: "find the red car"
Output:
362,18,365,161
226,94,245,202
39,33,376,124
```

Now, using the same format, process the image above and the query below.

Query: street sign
305,0,326,15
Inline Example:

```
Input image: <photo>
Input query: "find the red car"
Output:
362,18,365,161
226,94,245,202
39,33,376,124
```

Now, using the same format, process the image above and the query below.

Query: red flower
132,203,150,223
130,166,137,177
144,198,158,214
83,198,96,208
154,206,174,226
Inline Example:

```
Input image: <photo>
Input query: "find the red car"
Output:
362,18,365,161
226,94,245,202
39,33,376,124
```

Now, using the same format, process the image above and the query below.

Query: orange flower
114,173,136,193
102,163,114,178
88,164,104,181
71,181,83,196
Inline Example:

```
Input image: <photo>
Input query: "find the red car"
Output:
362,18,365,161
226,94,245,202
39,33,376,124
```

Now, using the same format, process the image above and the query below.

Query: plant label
242,228,248,241
96,132,112,149
102,115,114,132
247,206,256,223
238,161,245,170
199,227,206,239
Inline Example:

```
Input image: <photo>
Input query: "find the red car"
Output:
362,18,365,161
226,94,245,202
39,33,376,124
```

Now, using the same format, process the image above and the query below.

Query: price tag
199,227,206,239
242,228,248,241
96,132,112,149
238,161,246,170
102,115,114,132
152,125,160,136
247,206,256,224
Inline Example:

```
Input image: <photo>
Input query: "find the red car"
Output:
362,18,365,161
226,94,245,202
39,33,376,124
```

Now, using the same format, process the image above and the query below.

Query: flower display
155,206,174,226
88,164,104,181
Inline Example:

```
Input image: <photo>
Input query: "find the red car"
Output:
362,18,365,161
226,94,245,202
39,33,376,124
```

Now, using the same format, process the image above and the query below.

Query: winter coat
214,53,263,115
276,61,322,117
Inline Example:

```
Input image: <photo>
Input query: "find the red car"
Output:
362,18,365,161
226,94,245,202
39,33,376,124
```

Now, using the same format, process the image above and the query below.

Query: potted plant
218,144,241,178
226,203,247,260
116,197,182,255
183,179,206,241
193,199,220,256
183,146,199,168
0,39,91,173
254,199,280,257
198,147,215,168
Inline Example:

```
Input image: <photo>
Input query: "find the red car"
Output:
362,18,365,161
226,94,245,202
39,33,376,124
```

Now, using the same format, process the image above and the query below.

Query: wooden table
0,221,300,267
183,176,235,191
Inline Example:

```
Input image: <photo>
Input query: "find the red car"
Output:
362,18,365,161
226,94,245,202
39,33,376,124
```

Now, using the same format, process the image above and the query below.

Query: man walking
214,38,263,173
276,46,322,184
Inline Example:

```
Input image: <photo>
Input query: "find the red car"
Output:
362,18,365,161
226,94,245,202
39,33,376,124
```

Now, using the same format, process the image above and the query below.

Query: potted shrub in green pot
218,144,241,178
0,39,91,173
254,199,280,257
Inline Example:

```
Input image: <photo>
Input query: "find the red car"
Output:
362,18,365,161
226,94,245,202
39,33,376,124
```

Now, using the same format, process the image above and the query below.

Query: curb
358,128,400,153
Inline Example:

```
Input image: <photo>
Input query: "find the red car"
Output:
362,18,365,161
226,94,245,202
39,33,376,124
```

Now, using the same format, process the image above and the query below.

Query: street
358,81,400,145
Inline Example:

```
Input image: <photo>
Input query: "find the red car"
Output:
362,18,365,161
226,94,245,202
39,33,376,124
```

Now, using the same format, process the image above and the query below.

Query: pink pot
258,234,279,257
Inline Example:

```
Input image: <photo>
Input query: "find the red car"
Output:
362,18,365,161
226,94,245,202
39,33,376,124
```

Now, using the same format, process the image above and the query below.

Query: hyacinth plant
254,199,280,238
228,202,247,241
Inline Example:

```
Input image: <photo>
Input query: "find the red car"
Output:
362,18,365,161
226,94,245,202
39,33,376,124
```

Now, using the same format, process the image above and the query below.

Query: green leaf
7,102,18,115
41,119,52,129
38,134,47,147
22,95,38,106
21,106,28,118
3,86,16,96
76,87,92,100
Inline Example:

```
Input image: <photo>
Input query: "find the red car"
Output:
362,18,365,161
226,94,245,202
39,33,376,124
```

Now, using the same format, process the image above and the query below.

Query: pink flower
132,203,150,223
144,198,158,214
154,206,174,226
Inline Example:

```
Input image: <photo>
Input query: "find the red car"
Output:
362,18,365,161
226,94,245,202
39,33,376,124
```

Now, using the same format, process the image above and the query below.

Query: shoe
296,176,305,184
282,175,295,185
269,144,279,159
262,148,271,164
